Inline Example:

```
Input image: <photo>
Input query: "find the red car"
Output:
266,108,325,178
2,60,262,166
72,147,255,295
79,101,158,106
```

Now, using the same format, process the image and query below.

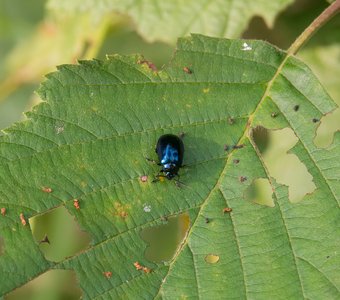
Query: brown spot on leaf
137,59,157,71
239,176,247,183
134,262,151,273
183,67,192,74
223,207,232,213
42,187,52,193
143,266,152,273
133,261,151,273
103,271,112,279
20,213,27,226
113,202,130,219
73,199,80,210
1,208,6,216
119,211,128,218
134,262,143,271
140,175,148,183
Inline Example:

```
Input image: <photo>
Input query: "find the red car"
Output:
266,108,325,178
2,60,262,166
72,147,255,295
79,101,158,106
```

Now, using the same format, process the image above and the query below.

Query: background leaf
0,35,339,299
47,0,295,44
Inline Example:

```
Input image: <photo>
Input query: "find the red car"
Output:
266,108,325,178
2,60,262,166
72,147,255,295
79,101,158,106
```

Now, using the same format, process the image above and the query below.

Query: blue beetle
148,134,184,182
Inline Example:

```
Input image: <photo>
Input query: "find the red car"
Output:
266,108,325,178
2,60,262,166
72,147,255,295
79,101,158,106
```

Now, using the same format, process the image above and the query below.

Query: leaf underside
47,0,294,43
0,35,339,299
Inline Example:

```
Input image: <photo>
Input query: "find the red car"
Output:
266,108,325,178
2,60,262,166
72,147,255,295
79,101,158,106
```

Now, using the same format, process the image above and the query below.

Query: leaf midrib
152,52,291,298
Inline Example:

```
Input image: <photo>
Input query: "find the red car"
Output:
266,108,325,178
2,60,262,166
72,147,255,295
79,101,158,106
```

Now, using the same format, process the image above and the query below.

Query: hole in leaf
252,126,316,203
314,108,340,148
244,178,274,207
140,213,190,263
5,269,82,300
205,254,220,264
251,125,270,153
29,206,91,262
0,236,4,256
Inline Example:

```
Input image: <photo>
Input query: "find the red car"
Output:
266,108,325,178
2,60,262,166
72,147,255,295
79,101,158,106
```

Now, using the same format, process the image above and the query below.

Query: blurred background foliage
1,0,339,299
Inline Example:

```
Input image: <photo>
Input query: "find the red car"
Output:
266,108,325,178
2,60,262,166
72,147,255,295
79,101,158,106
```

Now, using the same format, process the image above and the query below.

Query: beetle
148,134,184,182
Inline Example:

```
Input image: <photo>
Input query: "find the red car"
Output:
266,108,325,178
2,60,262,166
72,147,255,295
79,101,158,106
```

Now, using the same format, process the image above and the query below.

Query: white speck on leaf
55,124,64,134
143,204,151,213
241,42,252,51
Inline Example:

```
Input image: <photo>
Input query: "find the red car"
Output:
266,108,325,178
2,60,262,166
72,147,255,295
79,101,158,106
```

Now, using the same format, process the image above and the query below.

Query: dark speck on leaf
224,144,229,151
228,117,235,125
239,176,247,183
233,144,245,149
137,59,157,72
312,118,319,123
294,105,300,111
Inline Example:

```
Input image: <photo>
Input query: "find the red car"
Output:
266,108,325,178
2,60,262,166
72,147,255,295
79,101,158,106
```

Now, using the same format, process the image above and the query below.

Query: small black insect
150,134,184,182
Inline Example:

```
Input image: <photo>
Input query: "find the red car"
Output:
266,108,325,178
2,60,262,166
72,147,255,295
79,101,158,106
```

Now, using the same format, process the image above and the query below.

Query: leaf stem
288,0,340,55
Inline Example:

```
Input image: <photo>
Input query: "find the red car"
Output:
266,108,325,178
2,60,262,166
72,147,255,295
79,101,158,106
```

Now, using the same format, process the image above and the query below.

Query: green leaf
298,29,340,147
1,35,339,299
47,0,294,43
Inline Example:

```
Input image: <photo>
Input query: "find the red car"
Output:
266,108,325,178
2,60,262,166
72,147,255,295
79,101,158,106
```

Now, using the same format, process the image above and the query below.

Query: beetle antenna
174,174,186,188
174,179,186,188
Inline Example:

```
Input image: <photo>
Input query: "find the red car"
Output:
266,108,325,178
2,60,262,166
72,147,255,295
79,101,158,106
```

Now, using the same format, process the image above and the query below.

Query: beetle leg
145,157,161,166
152,173,166,183
152,177,160,183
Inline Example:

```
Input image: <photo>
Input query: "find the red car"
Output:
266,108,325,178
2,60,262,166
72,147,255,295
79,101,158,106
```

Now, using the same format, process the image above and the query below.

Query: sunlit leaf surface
0,35,339,299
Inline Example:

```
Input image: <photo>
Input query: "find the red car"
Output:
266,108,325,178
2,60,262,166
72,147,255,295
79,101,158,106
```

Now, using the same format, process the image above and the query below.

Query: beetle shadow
177,135,225,185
